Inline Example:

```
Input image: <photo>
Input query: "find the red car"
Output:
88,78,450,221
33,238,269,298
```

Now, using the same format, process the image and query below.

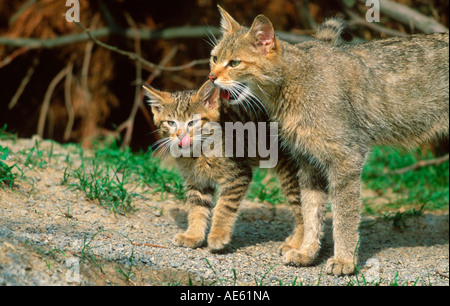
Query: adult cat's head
208,6,283,108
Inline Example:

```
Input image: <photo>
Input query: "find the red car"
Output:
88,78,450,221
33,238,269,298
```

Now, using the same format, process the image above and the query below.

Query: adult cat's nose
208,74,217,83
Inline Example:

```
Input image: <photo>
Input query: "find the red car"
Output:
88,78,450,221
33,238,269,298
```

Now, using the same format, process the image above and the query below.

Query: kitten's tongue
179,135,191,148
221,89,230,100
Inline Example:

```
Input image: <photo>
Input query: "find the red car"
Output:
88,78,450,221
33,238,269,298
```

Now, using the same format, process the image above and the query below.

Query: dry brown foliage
0,0,448,151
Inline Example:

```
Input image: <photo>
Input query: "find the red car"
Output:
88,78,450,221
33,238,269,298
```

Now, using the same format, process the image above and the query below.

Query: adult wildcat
208,6,449,275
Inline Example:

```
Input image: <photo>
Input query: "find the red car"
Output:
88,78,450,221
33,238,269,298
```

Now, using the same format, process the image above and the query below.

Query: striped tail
315,17,353,46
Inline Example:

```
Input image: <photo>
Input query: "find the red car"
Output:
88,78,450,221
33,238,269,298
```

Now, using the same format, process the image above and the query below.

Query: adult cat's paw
172,233,204,249
207,231,231,252
325,257,355,276
282,249,315,266
279,243,296,256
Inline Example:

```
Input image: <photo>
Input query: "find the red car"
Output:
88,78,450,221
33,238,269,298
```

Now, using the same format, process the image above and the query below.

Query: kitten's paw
283,249,315,266
207,232,231,252
325,257,355,276
172,233,204,249
278,235,303,255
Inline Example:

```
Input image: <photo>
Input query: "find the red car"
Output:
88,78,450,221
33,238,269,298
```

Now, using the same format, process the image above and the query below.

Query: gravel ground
0,138,448,286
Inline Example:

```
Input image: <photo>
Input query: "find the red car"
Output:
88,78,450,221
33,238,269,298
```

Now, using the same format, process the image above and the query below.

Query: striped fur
314,17,353,46
210,7,449,275
144,82,300,252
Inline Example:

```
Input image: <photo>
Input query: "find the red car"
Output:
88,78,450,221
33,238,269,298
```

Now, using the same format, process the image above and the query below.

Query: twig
121,13,143,149
8,56,39,109
9,0,37,25
144,243,167,249
358,0,449,33
0,46,28,69
435,266,449,278
63,62,75,141
293,0,317,30
391,154,449,175
37,67,68,138
75,21,210,72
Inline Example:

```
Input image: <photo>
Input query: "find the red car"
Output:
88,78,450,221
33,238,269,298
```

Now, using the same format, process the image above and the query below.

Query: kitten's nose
208,74,217,83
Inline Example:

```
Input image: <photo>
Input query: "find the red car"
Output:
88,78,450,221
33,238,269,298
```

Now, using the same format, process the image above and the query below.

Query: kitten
209,6,449,275
143,81,301,252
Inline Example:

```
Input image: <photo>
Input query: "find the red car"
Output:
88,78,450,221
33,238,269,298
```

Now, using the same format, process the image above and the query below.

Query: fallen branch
391,154,449,175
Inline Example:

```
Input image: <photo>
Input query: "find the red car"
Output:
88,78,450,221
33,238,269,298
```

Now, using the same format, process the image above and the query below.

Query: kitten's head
209,6,282,108
143,81,220,156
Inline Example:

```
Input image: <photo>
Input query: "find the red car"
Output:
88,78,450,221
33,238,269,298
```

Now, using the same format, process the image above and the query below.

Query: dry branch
121,13,143,149
0,25,313,49
75,21,210,72
0,46,28,69
37,67,68,138
345,8,408,37
8,56,39,110
63,62,74,141
391,154,449,175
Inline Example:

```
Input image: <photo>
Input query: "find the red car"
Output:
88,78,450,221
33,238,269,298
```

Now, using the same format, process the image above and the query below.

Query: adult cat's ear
217,5,241,35
197,81,220,110
142,83,170,114
248,15,277,55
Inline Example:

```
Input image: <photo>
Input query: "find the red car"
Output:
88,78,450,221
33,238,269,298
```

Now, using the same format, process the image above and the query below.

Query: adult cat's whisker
233,82,267,116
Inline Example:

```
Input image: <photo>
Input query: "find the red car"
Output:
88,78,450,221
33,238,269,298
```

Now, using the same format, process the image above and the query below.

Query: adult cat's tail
314,17,353,45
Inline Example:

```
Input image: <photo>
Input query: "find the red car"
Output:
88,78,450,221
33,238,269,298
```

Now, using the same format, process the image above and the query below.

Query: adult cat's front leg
325,154,366,276
207,165,252,252
173,183,215,249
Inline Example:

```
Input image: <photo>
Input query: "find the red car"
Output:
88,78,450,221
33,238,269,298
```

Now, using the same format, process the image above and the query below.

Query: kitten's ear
217,5,241,35
248,15,277,55
196,81,220,110
142,83,170,114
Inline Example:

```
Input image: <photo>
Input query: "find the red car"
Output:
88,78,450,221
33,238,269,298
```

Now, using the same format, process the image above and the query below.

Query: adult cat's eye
212,56,218,63
166,120,176,127
229,60,241,67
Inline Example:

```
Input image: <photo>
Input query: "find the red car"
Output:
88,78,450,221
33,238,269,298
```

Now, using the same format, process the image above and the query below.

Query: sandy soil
0,137,448,286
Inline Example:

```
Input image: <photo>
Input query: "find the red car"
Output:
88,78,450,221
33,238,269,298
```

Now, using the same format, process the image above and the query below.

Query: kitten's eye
212,56,218,63
166,120,176,127
187,120,199,127
229,60,241,68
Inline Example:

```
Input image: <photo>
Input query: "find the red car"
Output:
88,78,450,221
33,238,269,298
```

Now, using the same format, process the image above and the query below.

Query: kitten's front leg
282,160,328,266
207,167,252,252
273,156,304,255
173,184,214,249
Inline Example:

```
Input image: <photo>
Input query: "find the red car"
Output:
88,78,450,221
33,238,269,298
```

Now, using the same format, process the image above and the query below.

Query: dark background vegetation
0,0,448,152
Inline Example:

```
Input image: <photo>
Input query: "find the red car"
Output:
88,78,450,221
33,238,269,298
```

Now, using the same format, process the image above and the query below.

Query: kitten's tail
314,17,353,46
